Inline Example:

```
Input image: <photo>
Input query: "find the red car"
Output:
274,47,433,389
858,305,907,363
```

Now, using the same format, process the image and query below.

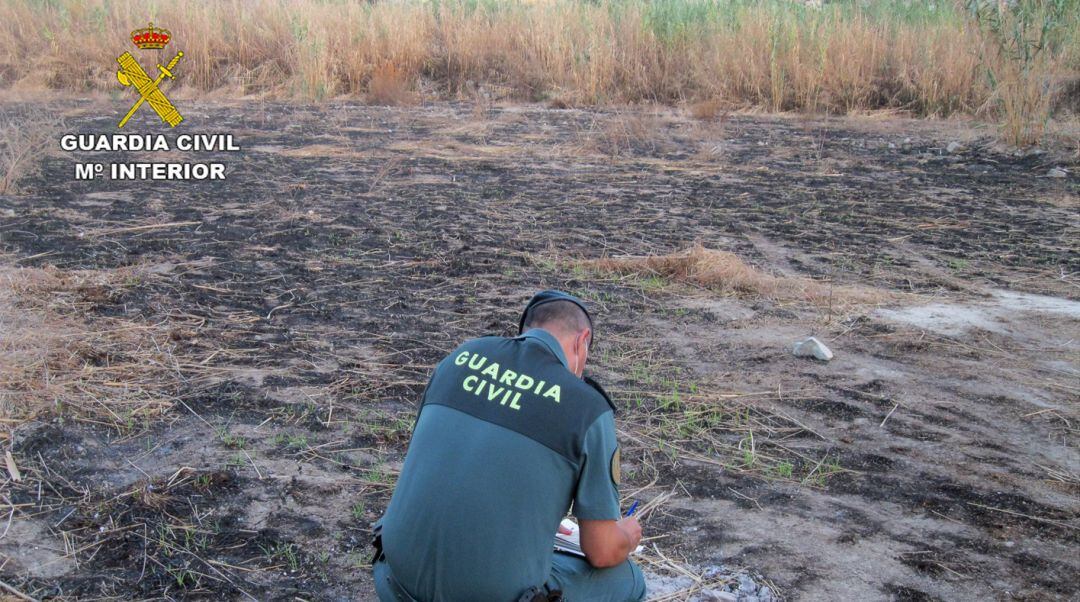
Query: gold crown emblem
130,22,171,50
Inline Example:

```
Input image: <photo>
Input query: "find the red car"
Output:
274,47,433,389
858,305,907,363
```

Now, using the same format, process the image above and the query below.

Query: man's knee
549,554,646,602
626,559,646,602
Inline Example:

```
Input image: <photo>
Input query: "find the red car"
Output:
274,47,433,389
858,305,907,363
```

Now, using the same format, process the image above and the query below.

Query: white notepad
553,518,642,557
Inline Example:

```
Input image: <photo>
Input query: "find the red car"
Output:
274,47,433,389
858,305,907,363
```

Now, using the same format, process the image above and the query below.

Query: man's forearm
615,523,637,559
581,518,641,567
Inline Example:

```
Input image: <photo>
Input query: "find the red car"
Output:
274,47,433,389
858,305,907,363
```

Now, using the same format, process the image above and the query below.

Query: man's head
519,290,593,378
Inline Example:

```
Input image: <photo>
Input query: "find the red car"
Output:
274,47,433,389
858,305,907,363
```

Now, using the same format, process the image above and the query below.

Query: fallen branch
87,221,201,237
0,578,38,602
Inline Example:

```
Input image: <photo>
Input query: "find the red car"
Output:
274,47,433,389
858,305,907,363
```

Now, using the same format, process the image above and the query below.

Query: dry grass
0,264,181,427
968,0,1077,145
584,111,676,157
586,245,889,309
0,0,1075,138
367,62,417,106
688,98,727,121
0,111,63,194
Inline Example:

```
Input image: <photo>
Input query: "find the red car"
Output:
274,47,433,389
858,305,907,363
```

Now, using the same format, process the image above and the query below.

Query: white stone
1047,168,1067,178
738,574,757,592
793,336,834,361
946,141,963,153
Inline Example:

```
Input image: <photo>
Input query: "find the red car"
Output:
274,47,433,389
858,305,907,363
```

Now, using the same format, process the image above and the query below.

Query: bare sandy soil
0,100,1077,601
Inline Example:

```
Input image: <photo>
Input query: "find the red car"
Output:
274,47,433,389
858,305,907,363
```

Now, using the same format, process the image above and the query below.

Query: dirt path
0,101,1076,601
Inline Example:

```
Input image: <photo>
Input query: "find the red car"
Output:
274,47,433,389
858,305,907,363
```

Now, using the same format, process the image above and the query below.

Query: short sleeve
413,355,448,424
572,412,621,520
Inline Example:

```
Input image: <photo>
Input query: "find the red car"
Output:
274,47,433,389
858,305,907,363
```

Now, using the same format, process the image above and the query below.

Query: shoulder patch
610,446,621,486
584,375,617,413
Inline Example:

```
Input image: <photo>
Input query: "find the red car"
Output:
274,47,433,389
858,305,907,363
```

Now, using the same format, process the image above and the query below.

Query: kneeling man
373,290,645,602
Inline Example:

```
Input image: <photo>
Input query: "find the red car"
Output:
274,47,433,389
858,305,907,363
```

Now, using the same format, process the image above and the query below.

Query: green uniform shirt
379,329,622,602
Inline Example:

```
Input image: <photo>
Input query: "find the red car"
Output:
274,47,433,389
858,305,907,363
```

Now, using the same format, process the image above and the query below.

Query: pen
625,500,639,517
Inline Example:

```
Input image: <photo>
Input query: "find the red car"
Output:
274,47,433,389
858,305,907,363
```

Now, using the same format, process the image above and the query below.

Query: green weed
218,429,248,450
261,541,302,572
638,275,667,291
947,258,970,271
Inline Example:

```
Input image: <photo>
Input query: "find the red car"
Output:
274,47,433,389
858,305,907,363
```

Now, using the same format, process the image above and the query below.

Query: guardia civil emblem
116,22,184,129
611,446,621,486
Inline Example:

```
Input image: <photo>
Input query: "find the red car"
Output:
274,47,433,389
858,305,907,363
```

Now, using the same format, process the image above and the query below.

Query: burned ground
0,101,1077,600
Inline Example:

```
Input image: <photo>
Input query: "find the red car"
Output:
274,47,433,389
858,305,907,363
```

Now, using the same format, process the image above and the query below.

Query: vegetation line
1,0,1077,143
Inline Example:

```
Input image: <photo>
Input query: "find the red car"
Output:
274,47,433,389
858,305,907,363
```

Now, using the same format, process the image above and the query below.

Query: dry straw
0,264,181,427
586,245,889,308
0,0,1075,137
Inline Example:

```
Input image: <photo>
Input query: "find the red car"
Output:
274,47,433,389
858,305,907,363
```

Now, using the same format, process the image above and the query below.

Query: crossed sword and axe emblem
116,50,184,129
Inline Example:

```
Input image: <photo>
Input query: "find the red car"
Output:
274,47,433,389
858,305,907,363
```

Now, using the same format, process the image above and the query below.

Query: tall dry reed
0,0,1075,139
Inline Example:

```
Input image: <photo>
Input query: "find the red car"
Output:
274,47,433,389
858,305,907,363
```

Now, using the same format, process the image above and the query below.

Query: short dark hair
522,299,592,339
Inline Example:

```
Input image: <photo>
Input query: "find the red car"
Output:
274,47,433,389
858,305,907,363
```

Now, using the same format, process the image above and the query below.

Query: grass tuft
367,62,417,106
0,111,63,194
584,245,889,309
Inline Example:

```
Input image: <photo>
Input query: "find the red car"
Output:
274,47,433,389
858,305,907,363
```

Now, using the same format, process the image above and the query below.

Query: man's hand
617,516,642,549
579,517,642,568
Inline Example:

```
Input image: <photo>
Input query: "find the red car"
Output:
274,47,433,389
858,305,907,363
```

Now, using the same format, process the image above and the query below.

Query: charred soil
0,101,1077,601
